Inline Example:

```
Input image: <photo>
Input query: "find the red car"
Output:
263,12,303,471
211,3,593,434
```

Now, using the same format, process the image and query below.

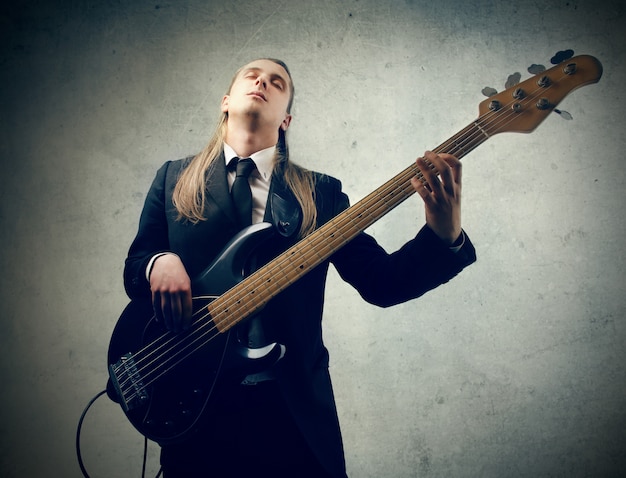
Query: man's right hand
149,253,193,333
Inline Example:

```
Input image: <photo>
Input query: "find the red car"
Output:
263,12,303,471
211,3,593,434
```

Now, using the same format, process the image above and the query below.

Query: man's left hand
411,150,463,245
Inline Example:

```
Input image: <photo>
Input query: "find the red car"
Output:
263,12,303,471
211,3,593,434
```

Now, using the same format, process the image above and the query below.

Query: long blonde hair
172,59,317,238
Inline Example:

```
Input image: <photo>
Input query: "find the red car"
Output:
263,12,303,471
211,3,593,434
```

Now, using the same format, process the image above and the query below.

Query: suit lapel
204,151,238,225
265,172,302,239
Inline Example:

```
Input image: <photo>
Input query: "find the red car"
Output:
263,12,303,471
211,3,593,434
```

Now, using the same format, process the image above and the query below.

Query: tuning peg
554,108,573,120
550,49,575,64
505,72,521,89
481,86,498,97
528,64,546,74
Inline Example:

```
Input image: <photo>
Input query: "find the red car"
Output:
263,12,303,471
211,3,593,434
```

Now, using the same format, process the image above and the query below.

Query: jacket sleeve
325,176,476,307
123,161,174,299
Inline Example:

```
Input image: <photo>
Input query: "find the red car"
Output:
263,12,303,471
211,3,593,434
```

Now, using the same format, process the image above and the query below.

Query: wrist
146,252,179,281
448,230,465,253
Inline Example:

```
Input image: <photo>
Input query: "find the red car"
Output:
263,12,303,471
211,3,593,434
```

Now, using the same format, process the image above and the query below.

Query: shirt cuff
448,230,466,254
145,252,179,281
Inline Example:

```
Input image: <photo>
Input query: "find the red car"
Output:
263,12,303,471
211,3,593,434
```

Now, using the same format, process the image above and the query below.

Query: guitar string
114,60,588,389
116,78,551,401
116,70,568,402
116,76,557,400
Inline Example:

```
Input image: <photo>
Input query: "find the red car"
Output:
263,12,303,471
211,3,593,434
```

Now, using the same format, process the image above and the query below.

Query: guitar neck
209,121,488,332
208,54,603,332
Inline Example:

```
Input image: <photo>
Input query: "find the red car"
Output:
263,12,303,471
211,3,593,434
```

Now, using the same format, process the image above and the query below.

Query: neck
224,118,279,158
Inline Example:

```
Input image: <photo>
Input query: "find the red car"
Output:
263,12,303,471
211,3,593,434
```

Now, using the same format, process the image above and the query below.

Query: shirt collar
224,143,275,181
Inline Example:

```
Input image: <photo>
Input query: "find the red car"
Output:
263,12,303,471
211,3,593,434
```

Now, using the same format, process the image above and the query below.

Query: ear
280,114,292,131
221,95,230,113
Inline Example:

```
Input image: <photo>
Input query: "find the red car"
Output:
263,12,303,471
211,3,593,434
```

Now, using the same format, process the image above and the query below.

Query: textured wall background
1,1,625,477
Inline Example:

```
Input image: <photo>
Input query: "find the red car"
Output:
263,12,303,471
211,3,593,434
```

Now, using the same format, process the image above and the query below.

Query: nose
255,74,268,90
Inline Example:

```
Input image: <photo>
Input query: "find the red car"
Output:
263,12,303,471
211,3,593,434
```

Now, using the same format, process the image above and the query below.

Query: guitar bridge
109,353,149,412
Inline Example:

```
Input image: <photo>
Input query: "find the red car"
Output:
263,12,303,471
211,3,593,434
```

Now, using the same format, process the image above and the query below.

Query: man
123,58,476,477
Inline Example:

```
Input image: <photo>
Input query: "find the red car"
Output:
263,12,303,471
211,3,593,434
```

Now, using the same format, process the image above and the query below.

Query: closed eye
240,67,288,92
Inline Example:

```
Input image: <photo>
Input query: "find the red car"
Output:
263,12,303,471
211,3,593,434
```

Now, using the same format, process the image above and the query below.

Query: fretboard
207,120,489,333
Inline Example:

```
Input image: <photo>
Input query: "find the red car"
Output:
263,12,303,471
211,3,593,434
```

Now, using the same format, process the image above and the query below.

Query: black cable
75,389,163,478
75,390,107,478
143,436,148,477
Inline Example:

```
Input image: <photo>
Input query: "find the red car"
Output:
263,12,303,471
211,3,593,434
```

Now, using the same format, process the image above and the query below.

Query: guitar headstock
477,55,602,135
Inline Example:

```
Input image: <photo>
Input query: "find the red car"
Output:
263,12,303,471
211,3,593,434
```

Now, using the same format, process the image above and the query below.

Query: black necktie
230,158,267,353
231,158,255,228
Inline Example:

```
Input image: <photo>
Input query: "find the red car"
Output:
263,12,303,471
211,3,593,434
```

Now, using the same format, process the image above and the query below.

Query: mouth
248,91,267,101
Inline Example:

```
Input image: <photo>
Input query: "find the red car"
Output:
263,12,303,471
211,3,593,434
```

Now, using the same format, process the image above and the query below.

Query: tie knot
235,158,255,178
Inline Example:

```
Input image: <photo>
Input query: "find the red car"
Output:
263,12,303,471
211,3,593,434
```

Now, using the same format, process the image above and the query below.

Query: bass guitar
107,54,603,444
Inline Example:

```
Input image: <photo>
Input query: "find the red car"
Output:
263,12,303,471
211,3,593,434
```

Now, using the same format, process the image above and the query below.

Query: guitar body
107,222,285,444
106,55,603,444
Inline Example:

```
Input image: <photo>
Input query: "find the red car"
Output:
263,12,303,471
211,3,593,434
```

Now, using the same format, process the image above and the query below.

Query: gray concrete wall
1,1,624,476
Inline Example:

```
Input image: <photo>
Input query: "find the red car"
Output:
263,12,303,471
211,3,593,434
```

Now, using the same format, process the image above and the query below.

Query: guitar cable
76,389,163,478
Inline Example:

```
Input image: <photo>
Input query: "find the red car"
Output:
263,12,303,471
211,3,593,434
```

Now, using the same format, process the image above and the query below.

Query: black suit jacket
123,154,476,477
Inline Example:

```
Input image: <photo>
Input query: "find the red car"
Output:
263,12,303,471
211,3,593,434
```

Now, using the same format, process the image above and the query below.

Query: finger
181,291,193,331
438,153,462,185
411,175,432,201
424,152,461,197
168,294,183,333
425,153,451,193
160,292,174,332
416,155,439,193
152,290,164,324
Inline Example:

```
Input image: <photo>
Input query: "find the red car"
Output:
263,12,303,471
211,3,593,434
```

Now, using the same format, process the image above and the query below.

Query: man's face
222,59,293,132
